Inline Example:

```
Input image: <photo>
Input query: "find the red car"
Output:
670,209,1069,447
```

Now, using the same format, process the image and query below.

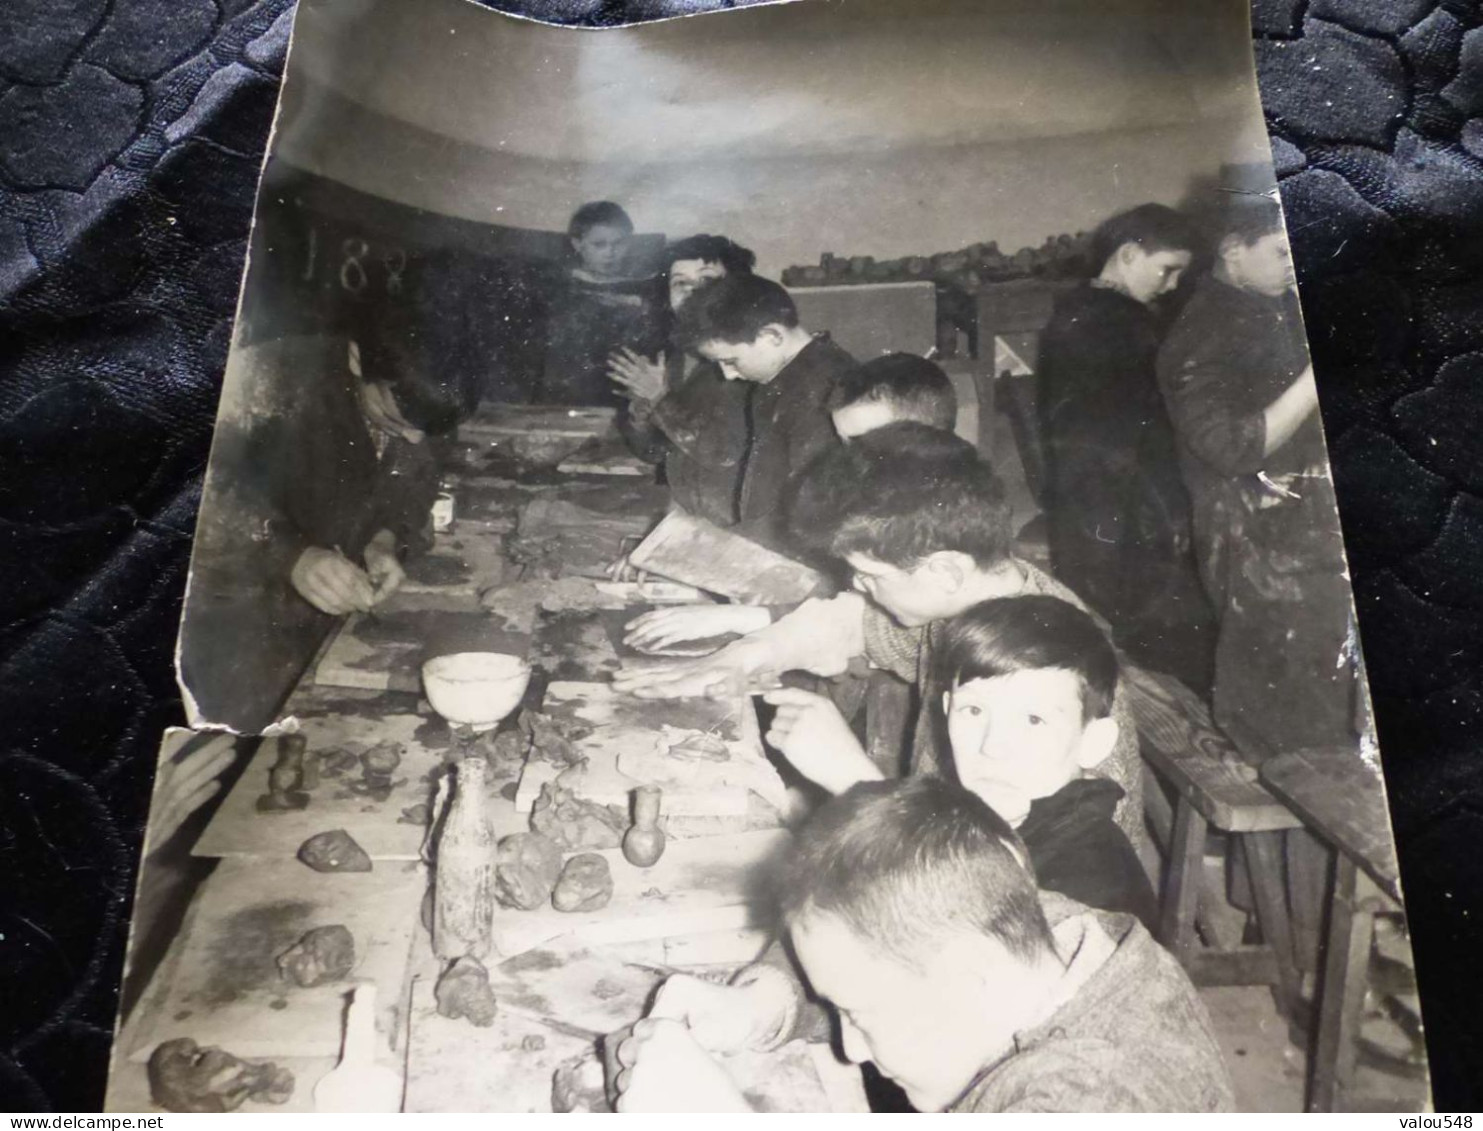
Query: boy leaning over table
613,423,1146,847
612,778,1235,1113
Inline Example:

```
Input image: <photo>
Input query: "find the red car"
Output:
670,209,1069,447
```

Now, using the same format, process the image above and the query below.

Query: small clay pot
622,785,665,868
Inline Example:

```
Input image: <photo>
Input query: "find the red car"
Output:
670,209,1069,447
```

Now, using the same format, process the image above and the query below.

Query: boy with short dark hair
614,778,1234,1113
757,593,1157,929
672,274,856,544
615,424,1145,845
827,352,958,439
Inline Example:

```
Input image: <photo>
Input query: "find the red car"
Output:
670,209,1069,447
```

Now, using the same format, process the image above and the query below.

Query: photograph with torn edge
133,0,1429,1113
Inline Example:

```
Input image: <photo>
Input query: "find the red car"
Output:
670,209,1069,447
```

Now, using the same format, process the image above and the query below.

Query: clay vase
622,785,665,867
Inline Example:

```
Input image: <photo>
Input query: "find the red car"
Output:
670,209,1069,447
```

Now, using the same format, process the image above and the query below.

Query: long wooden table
108,452,865,1113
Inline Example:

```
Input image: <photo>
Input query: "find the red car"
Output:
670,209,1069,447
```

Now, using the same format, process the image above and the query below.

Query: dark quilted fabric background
1,0,1480,1111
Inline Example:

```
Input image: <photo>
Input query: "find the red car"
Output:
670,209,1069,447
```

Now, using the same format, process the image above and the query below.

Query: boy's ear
1115,241,1140,267
1076,716,1119,770
758,323,787,347
941,689,951,718
923,551,969,591
1217,233,1243,264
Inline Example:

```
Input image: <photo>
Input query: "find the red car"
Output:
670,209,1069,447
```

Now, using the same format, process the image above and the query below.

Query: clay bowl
422,652,531,732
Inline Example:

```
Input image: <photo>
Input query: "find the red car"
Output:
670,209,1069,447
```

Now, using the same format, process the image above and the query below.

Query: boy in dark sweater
758,593,1157,929
672,273,855,547
613,779,1233,1113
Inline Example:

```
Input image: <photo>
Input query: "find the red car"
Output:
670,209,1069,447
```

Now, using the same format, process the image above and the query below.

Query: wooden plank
131,858,424,1061
1308,855,1375,1112
488,829,791,959
314,590,529,694
1142,741,1302,833
628,510,826,605
1261,749,1401,900
195,699,529,860
515,681,788,819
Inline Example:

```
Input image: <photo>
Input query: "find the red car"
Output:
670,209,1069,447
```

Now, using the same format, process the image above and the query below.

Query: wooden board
511,496,661,581
489,829,790,957
556,428,652,477
404,938,865,1112
131,858,424,1061
628,509,826,605
194,699,529,861
313,590,529,693
515,681,788,819
1261,748,1401,900
529,607,626,683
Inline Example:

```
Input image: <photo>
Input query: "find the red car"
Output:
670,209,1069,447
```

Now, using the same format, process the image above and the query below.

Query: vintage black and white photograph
106,0,1430,1113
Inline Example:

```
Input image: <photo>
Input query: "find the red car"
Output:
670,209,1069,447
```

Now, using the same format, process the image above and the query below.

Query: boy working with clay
613,424,1145,844
612,778,1233,1112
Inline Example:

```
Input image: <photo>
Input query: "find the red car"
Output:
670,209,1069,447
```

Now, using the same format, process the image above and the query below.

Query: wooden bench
1261,748,1406,1113
1125,664,1306,1012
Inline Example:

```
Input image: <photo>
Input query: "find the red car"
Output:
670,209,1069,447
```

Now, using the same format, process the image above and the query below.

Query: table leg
1244,831,1303,1020
1159,797,1207,962
1307,853,1374,1112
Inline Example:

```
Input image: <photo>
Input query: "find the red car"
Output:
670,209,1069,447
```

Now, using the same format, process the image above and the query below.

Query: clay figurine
529,781,626,852
147,1038,294,1112
433,757,495,960
622,786,666,868
434,956,498,1027
297,829,373,873
494,831,563,910
552,853,613,913
276,925,355,987
256,734,310,812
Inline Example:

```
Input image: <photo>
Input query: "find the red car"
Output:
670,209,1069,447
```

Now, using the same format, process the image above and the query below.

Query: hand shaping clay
297,829,373,873
530,782,626,852
435,956,498,1027
276,925,355,987
552,853,613,912
147,1038,294,1112
552,1052,611,1113
494,832,563,910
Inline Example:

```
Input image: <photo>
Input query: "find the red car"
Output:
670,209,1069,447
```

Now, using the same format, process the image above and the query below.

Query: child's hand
613,1019,751,1113
613,639,776,701
290,546,376,614
647,971,791,1055
624,605,771,653
362,529,405,606
608,348,667,404
762,688,883,795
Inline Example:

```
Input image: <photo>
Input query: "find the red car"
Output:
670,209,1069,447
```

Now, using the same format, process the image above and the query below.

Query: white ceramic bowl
421,652,531,732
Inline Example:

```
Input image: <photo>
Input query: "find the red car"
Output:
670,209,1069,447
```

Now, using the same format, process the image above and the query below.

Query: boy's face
667,257,726,310
571,222,631,278
698,326,791,383
943,669,1114,825
1224,231,1295,298
791,911,1013,1111
832,400,899,440
1119,244,1192,305
845,551,1020,628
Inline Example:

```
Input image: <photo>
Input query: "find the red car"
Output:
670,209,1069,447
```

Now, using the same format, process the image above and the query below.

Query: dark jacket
1038,283,1212,685
538,269,666,408
625,358,751,528
736,333,855,547
1019,778,1159,933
